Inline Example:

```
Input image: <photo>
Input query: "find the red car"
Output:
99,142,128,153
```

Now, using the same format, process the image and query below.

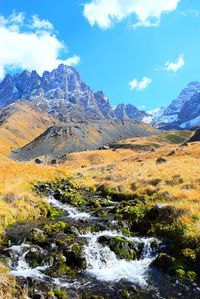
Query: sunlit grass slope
0,101,56,156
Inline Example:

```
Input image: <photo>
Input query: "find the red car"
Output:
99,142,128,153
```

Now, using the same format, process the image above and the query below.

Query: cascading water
81,231,160,286
6,244,49,279
45,196,91,219
4,195,200,298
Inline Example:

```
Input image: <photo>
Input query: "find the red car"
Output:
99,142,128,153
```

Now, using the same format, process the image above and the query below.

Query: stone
156,157,167,164
35,158,43,164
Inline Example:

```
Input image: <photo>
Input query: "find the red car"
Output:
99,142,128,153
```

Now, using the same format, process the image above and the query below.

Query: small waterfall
6,244,49,279
81,231,160,287
5,196,161,292
45,196,91,219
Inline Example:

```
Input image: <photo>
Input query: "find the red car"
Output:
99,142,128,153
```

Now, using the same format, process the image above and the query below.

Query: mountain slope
0,101,57,155
0,64,146,122
154,82,200,129
114,103,148,120
11,120,154,161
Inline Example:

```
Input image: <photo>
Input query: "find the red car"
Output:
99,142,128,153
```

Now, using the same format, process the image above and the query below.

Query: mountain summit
0,64,148,122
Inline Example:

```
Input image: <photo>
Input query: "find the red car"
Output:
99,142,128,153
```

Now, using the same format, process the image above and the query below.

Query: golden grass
0,130,197,297
0,154,68,241
64,134,200,238
0,101,56,156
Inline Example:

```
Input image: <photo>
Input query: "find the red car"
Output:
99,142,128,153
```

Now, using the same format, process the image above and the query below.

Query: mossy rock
63,243,86,269
44,221,67,236
98,236,141,261
25,249,52,268
88,198,102,210
175,268,186,279
52,288,68,299
186,271,197,281
181,248,196,261
152,253,175,272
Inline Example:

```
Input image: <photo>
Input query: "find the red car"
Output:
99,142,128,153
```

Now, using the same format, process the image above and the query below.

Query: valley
0,65,200,299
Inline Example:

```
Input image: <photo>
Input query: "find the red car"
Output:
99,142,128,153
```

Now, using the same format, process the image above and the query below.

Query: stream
2,190,200,298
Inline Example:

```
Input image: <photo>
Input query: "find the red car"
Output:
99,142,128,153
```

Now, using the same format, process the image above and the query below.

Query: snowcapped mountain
0,64,146,122
152,82,200,129
143,107,166,124
114,103,148,121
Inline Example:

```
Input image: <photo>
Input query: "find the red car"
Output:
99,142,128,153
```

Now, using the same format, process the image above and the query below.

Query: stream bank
1,179,200,299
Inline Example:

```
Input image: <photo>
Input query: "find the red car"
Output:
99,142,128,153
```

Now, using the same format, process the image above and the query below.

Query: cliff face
0,64,146,122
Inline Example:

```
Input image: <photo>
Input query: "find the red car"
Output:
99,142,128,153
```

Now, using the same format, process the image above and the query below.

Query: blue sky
0,0,200,110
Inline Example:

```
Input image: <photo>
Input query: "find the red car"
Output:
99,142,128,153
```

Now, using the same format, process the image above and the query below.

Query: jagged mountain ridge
152,82,200,129
0,64,148,122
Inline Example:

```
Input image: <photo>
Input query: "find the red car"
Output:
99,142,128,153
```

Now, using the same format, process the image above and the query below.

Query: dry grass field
0,101,56,156
62,131,200,238
0,128,200,297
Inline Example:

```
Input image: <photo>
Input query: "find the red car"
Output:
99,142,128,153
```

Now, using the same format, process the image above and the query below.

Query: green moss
187,271,197,281
56,264,77,277
89,199,102,209
121,290,130,298
175,268,186,279
181,248,196,261
49,208,63,219
120,228,132,237
44,221,67,235
53,288,68,299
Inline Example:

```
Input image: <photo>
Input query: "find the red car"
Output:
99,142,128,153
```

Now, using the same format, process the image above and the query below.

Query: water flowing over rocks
1,181,200,298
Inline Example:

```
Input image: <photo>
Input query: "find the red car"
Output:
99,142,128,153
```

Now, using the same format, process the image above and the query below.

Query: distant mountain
0,64,146,122
114,103,148,121
152,82,200,129
143,107,166,124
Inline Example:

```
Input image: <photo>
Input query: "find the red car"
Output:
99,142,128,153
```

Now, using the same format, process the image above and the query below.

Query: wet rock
53,189,65,200
98,235,141,261
32,293,45,299
152,253,175,272
25,247,49,268
67,243,86,268
120,286,138,298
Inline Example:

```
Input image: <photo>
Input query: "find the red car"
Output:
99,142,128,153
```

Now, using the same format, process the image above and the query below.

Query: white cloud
129,76,152,91
180,9,200,17
0,13,80,79
83,0,180,29
31,15,54,31
164,54,184,72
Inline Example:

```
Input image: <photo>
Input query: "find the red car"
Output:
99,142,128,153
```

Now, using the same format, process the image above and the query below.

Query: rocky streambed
1,180,200,299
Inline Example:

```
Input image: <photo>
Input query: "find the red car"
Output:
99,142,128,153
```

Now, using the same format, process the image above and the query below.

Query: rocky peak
0,65,147,122
114,103,148,121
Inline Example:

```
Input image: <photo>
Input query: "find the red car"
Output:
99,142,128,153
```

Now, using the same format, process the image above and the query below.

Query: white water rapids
6,197,160,288
81,231,158,287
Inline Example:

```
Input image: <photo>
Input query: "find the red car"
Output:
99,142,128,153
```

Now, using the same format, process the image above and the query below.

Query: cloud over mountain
0,12,80,78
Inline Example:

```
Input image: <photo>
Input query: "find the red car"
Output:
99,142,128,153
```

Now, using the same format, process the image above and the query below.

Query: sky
0,0,200,111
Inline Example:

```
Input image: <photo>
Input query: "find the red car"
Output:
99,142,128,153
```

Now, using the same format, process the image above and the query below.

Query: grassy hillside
0,101,56,156
0,129,198,298
63,131,200,238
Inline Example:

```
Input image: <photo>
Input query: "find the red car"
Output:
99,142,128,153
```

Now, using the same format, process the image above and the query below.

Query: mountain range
1,64,200,160
0,64,148,122
1,64,200,130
